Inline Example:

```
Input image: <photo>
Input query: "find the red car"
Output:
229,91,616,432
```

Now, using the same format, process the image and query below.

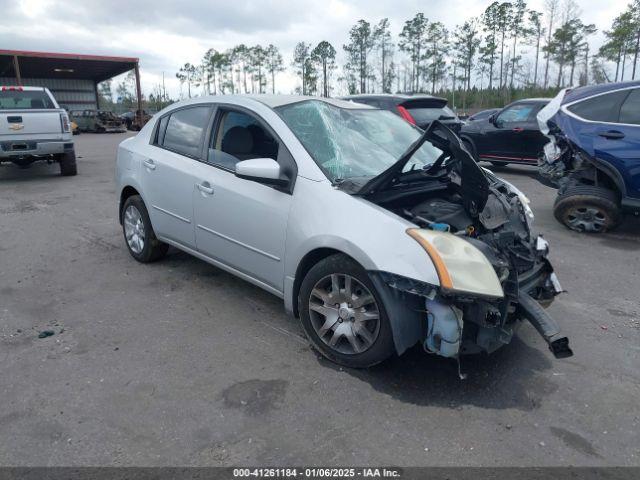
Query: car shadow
597,214,640,251
144,242,558,413
0,162,63,182
318,337,558,411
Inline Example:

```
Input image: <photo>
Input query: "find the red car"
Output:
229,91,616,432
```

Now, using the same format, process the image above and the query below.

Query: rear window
619,88,640,125
159,106,211,158
406,106,456,123
0,90,55,110
567,90,629,123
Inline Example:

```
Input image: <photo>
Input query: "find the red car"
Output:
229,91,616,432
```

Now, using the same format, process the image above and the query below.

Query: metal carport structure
0,50,142,114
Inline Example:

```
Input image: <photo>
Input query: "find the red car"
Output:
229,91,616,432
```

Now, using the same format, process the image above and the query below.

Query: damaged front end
358,121,573,364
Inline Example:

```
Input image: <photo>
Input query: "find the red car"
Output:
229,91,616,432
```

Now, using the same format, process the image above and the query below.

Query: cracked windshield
277,100,442,181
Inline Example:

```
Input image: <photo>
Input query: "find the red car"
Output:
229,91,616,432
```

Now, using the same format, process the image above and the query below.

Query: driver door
192,108,294,293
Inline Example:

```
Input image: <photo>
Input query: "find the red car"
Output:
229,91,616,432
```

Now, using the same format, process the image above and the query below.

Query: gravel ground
1,132,639,466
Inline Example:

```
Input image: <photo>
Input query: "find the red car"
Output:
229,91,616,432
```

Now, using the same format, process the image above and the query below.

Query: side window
619,89,640,125
160,106,211,158
496,104,535,125
155,115,169,145
208,110,279,170
567,90,629,123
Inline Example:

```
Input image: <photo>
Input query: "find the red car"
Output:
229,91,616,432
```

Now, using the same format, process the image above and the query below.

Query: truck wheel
298,254,395,368
59,150,77,176
553,185,621,233
121,195,168,262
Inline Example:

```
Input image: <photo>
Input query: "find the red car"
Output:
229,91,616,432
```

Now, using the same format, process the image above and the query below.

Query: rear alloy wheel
298,254,394,368
122,195,168,262
553,184,621,233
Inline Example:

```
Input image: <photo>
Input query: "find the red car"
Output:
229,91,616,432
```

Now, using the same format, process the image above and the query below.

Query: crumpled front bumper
369,238,572,361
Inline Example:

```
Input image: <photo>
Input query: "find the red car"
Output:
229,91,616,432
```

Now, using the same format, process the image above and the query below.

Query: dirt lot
1,133,639,466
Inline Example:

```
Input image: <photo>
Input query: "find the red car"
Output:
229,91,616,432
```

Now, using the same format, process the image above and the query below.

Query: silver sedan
116,95,572,370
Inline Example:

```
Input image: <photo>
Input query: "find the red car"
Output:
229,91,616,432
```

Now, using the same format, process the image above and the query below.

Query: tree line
105,0,640,112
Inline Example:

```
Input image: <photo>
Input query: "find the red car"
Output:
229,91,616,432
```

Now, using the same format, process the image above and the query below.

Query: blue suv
537,81,640,232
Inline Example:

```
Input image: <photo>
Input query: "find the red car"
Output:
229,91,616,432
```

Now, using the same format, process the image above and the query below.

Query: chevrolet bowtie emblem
9,124,24,131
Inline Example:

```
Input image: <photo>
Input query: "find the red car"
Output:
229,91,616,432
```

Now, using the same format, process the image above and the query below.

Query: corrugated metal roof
0,50,138,82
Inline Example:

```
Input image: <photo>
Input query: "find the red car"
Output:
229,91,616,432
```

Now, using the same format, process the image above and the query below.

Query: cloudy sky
0,0,629,97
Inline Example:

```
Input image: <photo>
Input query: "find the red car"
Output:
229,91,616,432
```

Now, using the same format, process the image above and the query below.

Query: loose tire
121,195,169,262
298,254,394,368
553,184,621,233
59,150,77,176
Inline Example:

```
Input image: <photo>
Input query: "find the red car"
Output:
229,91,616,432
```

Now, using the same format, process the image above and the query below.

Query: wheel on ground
553,184,621,233
298,254,395,368
490,161,508,167
461,139,479,161
59,150,77,176
121,195,169,262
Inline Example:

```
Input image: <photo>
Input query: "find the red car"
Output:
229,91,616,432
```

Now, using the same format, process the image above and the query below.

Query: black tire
59,150,77,176
461,138,479,161
490,161,508,167
121,195,169,262
553,184,621,233
298,254,395,368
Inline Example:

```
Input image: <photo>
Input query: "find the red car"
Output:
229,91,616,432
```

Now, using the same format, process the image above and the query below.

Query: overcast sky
0,0,630,97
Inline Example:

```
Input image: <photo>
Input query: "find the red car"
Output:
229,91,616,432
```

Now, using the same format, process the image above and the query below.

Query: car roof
511,98,551,104
341,93,447,104
562,80,640,104
245,94,373,110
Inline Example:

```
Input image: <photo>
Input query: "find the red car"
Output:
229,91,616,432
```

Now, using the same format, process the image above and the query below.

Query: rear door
141,104,213,249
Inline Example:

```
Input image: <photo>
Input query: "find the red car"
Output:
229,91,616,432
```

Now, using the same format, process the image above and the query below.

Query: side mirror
488,114,496,124
235,158,288,186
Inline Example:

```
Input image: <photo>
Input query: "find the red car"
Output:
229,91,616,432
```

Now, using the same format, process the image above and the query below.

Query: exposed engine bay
344,121,572,366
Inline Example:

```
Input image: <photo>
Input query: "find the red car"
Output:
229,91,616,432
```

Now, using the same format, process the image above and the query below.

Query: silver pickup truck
0,86,76,176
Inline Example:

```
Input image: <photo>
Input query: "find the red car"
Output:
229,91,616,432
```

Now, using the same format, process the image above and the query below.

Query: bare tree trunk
323,60,328,97
569,61,575,85
510,34,518,88
534,35,541,86
499,31,506,88
633,31,640,80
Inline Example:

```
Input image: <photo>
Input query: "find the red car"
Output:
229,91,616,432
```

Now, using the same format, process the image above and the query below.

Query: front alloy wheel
298,254,395,368
309,273,381,355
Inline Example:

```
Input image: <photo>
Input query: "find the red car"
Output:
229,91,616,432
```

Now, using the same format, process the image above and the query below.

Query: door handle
143,159,156,170
197,182,214,195
512,127,524,132
598,130,625,140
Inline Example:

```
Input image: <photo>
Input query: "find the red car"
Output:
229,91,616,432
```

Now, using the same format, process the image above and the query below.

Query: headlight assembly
517,191,535,226
406,228,504,298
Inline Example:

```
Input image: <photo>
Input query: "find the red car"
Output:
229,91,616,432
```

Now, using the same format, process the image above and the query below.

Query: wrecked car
70,109,127,133
537,81,640,232
116,95,572,372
